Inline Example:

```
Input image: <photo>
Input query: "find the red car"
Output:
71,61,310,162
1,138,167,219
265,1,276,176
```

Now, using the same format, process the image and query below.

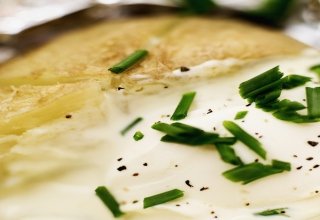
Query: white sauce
1,51,320,220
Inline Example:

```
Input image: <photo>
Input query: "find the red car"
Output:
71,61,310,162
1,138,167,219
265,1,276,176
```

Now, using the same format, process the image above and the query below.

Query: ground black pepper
117,166,127,171
185,180,194,188
180,66,190,72
308,141,319,147
200,187,209,191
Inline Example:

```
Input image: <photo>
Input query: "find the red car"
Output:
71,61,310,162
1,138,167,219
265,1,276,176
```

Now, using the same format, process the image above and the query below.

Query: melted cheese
1,50,320,220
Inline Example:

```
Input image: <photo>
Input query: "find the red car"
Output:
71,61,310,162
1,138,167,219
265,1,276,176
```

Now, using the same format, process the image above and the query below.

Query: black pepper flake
246,103,252,107
176,204,181,207
303,99,306,101
258,135,263,139
132,173,139,176
175,164,179,167
306,157,314,161
164,86,169,89
185,180,194,188
117,166,127,171
117,158,123,162
211,211,215,214
245,203,250,206
318,135,320,138
132,200,138,204
207,109,213,114
241,120,245,123
308,141,319,147
65,114,72,119
296,166,303,170
314,164,320,169
143,162,148,166
293,155,298,158
254,159,259,163
315,190,319,193
117,87,125,91
180,66,190,72
255,132,259,135
213,127,216,131
200,187,209,191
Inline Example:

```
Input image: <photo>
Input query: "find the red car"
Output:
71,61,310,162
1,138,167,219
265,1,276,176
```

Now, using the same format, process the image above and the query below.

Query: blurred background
0,0,319,63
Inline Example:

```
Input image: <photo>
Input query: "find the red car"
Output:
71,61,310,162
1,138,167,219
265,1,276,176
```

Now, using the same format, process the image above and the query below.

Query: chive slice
215,144,243,166
152,122,203,137
108,50,148,74
171,92,196,121
306,87,320,118
222,162,289,184
273,111,319,123
239,66,283,100
255,89,282,106
180,0,216,14
255,208,288,216
121,117,143,135
282,74,311,89
272,160,291,171
95,186,124,218
133,131,144,141
223,121,266,159
310,64,320,75
234,111,248,120
143,189,184,209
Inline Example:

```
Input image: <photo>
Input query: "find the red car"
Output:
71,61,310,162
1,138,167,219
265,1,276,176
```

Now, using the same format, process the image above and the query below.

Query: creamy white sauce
1,51,320,220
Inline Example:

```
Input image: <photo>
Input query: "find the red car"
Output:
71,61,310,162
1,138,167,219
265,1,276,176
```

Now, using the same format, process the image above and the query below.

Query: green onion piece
239,66,283,100
143,189,184,209
272,160,291,171
95,186,124,218
255,208,288,216
120,117,143,135
216,144,243,166
234,111,248,120
273,99,306,112
133,131,144,141
108,50,148,74
180,0,216,14
306,87,320,118
310,64,320,75
246,80,283,102
273,111,319,123
254,89,282,106
161,134,236,146
282,74,311,89
223,121,266,159
171,92,196,121
152,122,203,137
222,162,288,184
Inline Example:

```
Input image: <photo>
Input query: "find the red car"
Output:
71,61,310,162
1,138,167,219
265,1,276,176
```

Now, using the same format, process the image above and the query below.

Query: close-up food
0,0,320,220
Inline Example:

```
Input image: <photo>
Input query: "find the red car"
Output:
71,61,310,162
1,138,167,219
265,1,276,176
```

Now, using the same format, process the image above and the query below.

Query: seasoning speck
245,203,250,206
180,66,190,72
117,166,127,171
132,200,138,204
185,180,194,188
296,166,303,170
132,173,139,177
246,103,252,107
117,87,125,91
143,162,148,166
306,157,314,161
207,109,213,114
65,114,72,119
175,164,179,168
117,158,123,162
308,141,319,147
200,187,209,191
314,164,320,169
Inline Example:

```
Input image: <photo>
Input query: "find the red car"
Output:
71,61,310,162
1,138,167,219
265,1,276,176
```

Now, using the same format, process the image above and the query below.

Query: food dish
0,16,319,220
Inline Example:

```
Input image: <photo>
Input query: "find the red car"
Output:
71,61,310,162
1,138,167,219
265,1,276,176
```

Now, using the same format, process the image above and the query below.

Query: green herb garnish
152,122,236,146
179,0,216,14
216,144,243,166
234,111,248,120
310,64,320,76
273,111,319,123
121,117,143,135
95,186,124,218
282,74,311,89
109,50,148,74
171,92,196,121
223,161,290,184
272,159,291,171
133,131,144,141
255,207,288,216
143,189,184,209
306,87,320,118
239,66,283,101
223,121,266,159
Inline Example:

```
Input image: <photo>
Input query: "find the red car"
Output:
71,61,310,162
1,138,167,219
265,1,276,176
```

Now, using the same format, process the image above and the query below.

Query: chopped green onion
152,122,203,137
239,66,283,100
306,87,320,118
171,92,196,121
95,186,124,218
272,160,291,171
310,64,320,75
255,89,281,106
120,117,143,135
180,0,216,14
108,50,148,74
282,74,311,89
273,111,319,123
234,111,248,120
215,144,243,166
133,131,144,141
222,161,289,184
255,207,288,216
143,189,184,209
223,121,266,159
161,134,236,146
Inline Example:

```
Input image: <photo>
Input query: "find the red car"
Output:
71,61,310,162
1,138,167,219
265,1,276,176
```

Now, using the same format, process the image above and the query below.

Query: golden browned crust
0,16,307,88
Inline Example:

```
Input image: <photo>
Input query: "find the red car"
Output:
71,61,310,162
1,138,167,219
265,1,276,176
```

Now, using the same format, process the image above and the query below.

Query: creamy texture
1,51,320,220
